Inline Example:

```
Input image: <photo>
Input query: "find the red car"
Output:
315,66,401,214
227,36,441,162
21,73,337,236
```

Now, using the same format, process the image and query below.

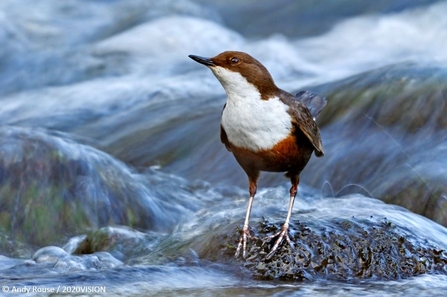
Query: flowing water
1,0,447,296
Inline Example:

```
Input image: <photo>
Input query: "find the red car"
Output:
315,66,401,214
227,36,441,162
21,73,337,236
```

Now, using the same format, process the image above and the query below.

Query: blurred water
1,0,447,295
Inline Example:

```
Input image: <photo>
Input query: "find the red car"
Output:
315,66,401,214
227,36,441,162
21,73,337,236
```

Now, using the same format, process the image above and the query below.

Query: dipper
189,51,326,259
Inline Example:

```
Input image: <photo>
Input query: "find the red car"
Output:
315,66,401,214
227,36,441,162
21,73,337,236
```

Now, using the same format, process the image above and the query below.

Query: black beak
188,55,215,67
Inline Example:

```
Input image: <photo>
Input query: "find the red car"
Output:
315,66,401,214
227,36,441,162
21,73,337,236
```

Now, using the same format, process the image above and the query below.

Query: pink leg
265,176,299,259
235,180,257,259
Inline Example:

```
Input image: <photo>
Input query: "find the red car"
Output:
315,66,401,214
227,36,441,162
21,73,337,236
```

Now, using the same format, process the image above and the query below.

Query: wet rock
209,217,447,281
183,195,447,281
2,245,125,274
73,226,156,262
0,126,179,254
315,63,447,131
304,63,447,226
32,246,68,263
248,219,445,280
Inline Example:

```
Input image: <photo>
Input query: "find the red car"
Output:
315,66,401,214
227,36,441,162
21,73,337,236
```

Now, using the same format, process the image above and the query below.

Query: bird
188,51,326,259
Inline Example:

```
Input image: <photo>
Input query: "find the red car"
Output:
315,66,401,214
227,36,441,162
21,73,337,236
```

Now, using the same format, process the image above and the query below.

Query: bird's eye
230,57,240,64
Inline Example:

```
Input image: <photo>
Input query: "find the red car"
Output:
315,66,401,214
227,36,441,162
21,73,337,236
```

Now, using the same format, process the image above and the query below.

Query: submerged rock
0,126,181,255
0,246,123,277
304,63,447,226
73,226,157,262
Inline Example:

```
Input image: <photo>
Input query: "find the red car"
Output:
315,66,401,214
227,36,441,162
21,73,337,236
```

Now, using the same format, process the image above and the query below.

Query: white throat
212,66,292,151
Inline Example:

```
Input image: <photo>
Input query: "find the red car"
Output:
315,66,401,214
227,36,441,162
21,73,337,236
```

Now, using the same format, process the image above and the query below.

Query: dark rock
208,216,447,281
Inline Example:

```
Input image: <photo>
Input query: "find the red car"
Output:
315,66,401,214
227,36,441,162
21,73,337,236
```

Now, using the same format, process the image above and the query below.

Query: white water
1,1,447,296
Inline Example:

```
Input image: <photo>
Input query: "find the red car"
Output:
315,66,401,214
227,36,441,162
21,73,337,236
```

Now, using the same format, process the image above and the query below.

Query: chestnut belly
229,134,314,174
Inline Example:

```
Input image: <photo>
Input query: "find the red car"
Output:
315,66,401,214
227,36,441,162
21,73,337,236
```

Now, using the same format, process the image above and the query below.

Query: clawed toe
264,225,295,259
235,226,257,259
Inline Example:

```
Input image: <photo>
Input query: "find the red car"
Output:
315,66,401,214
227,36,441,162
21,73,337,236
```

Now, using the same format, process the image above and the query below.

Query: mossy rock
0,126,165,255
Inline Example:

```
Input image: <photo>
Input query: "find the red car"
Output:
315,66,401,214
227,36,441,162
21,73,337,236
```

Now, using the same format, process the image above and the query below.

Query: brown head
189,51,279,100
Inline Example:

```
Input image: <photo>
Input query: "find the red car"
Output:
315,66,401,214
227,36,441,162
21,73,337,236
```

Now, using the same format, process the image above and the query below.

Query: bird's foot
264,224,294,260
235,226,257,259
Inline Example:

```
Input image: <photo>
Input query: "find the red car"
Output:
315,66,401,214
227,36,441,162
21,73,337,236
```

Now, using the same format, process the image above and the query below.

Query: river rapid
1,0,447,296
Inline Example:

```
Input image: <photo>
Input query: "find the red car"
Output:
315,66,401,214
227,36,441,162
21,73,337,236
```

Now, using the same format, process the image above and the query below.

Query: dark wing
279,90,325,157
294,90,327,120
220,104,232,151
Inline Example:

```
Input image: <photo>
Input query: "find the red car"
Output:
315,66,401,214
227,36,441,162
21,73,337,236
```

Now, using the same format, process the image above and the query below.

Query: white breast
212,67,292,151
